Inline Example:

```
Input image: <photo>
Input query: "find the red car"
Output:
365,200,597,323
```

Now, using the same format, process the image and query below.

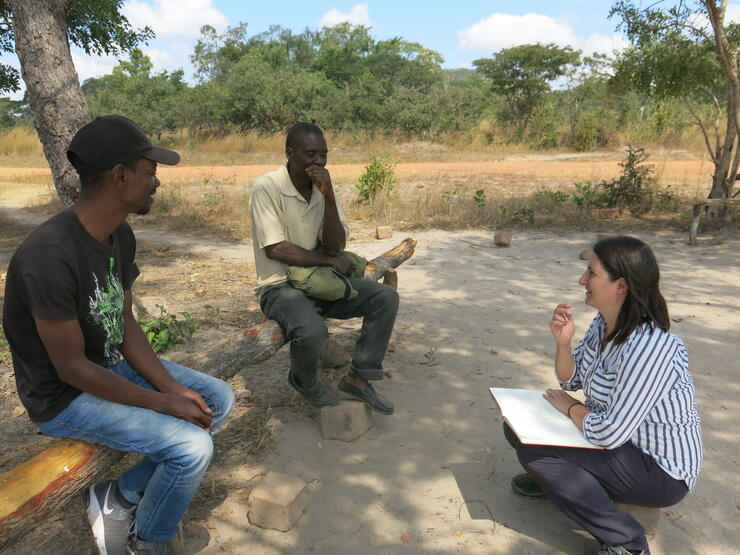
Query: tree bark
8,0,90,205
0,440,124,551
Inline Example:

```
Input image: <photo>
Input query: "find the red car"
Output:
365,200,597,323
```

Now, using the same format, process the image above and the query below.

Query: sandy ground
176,229,738,555
1,198,738,554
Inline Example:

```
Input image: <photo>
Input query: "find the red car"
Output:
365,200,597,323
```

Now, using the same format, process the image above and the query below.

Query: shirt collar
276,162,321,207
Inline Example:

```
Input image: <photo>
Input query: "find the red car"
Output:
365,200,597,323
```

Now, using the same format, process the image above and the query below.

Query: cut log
0,237,417,550
0,440,124,551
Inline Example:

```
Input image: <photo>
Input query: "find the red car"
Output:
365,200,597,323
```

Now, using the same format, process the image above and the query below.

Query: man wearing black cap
2,115,234,555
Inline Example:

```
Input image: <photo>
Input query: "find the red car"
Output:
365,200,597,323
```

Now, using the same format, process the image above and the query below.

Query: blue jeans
37,359,234,542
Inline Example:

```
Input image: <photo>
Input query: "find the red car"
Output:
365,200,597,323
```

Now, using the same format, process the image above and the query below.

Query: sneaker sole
86,483,109,555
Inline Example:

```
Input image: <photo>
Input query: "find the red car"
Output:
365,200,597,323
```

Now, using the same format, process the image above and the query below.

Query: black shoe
337,377,394,415
596,546,650,555
511,473,546,498
129,537,175,555
288,372,340,407
86,480,136,555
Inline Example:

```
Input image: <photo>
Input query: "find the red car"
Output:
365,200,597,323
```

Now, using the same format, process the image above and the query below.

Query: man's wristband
567,401,583,419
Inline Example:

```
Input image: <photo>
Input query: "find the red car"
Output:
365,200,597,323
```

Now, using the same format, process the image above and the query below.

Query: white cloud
581,33,630,56
72,52,119,83
143,48,176,72
726,3,740,23
319,4,373,28
457,13,628,55
122,0,228,39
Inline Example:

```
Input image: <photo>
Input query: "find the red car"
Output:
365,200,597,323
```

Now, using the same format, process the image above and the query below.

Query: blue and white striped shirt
560,314,702,489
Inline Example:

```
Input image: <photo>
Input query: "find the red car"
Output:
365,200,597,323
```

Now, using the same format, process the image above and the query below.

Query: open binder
489,387,603,450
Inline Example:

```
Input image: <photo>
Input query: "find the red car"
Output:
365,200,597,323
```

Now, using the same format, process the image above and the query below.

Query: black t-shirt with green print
2,208,140,422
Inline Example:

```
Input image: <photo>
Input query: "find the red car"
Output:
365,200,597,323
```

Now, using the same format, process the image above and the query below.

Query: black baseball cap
67,115,180,172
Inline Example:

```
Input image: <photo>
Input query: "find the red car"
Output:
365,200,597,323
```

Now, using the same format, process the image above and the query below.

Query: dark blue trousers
504,423,688,551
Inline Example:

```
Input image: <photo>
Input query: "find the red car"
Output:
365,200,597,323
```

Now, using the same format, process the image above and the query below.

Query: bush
355,154,397,203
601,146,655,212
139,304,197,353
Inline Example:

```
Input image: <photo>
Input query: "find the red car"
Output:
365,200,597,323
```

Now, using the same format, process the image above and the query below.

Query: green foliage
83,49,186,136
572,182,608,207
473,189,487,207
139,304,197,353
534,189,569,205
1,0,153,93
355,154,397,203
474,43,580,139
0,96,29,128
601,146,655,211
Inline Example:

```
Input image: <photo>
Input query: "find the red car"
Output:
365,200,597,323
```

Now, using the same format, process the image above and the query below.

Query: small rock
248,471,308,532
320,338,348,369
11,405,25,418
320,400,372,441
375,225,393,240
494,230,512,247
579,248,593,260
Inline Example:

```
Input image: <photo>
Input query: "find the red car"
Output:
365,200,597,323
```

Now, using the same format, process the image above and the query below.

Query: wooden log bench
688,197,740,245
0,238,417,550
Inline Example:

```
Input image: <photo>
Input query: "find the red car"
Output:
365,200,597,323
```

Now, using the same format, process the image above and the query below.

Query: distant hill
443,68,476,82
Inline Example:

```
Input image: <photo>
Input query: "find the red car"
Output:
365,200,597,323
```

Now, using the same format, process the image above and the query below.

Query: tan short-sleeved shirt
250,163,348,298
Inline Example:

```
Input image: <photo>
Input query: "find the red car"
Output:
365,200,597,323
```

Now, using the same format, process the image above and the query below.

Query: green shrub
572,182,609,207
534,189,569,205
139,304,197,353
355,154,397,203
601,146,655,212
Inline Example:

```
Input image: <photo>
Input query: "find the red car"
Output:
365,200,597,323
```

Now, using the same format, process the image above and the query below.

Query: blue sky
3,1,740,99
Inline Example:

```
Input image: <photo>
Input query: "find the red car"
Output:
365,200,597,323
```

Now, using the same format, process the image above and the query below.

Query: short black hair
286,122,324,150
593,236,670,345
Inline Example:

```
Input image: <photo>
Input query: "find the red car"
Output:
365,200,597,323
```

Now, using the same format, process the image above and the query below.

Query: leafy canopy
474,43,580,137
0,0,153,93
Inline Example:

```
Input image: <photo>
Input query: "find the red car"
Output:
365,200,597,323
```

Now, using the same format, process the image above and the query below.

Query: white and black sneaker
86,480,136,555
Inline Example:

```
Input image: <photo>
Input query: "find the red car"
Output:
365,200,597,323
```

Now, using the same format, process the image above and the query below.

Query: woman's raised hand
550,303,575,346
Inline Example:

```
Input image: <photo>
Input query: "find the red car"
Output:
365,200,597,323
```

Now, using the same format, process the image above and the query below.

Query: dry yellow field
0,159,716,196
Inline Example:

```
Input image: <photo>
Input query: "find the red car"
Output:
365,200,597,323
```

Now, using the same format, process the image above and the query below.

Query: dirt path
1,201,737,554
183,229,738,555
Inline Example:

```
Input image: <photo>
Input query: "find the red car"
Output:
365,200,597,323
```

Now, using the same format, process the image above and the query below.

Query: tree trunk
0,440,125,551
8,0,90,205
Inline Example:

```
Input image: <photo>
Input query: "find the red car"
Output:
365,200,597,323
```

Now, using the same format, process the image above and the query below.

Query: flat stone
614,502,661,536
579,248,593,260
494,229,512,247
320,400,372,441
248,471,307,532
375,225,393,240
320,338,347,369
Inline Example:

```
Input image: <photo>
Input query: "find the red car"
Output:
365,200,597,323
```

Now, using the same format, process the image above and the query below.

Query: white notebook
489,387,603,450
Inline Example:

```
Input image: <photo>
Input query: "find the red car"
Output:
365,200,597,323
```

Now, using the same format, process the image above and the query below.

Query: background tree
474,43,581,139
1,0,152,204
611,0,739,201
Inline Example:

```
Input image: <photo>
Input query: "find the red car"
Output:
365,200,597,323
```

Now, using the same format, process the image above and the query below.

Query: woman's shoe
511,473,546,498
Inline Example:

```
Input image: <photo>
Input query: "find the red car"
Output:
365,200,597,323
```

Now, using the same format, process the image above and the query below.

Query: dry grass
0,127,42,157
131,182,253,240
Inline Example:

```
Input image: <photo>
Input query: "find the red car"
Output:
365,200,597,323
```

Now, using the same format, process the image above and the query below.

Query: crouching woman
506,236,702,555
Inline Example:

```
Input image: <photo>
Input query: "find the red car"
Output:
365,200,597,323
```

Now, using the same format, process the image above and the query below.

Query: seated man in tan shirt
250,122,397,415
